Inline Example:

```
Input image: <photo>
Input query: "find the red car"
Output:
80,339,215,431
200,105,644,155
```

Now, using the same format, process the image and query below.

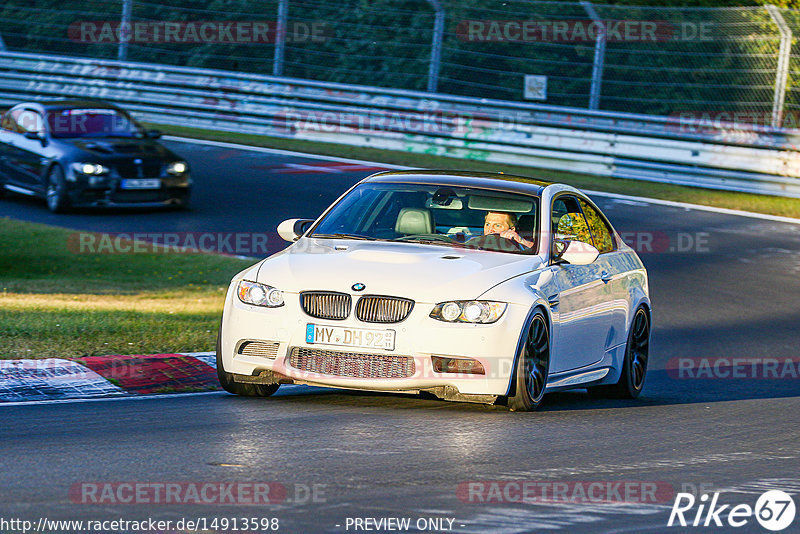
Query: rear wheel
507,311,550,411
216,324,279,397
46,165,70,213
588,306,650,399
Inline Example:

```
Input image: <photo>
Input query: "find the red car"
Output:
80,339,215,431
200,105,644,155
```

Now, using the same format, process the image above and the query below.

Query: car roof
362,170,553,196
10,100,122,113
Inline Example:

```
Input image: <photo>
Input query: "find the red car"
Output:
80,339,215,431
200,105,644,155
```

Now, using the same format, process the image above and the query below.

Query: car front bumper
219,282,530,397
66,176,190,208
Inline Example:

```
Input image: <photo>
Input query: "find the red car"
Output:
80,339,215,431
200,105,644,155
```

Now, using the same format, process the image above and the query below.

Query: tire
216,323,279,397
587,306,650,399
507,311,550,412
45,165,70,213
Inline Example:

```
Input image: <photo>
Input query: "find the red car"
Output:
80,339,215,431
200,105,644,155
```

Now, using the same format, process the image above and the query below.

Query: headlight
71,162,109,175
237,280,284,307
167,161,189,175
430,300,507,324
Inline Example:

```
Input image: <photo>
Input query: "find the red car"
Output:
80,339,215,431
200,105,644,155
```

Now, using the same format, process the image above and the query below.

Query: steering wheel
465,234,527,252
394,233,458,243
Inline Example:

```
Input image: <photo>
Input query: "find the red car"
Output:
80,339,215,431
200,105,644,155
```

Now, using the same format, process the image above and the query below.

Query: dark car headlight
70,162,109,176
237,280,284,307
430,300,507,324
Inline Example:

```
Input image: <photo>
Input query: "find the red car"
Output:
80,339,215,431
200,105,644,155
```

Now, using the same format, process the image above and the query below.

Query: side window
551,196,592,244
579,199,614,254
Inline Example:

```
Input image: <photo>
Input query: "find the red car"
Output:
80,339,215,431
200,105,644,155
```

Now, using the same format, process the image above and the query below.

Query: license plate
306,324,395,351
120,178,160,189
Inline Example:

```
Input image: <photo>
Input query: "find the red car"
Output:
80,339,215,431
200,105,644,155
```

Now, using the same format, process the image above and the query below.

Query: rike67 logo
668,490,796,531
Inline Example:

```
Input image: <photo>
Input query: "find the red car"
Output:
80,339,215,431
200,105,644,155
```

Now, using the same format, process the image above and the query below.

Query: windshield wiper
390,236,466,248
311,233,377,241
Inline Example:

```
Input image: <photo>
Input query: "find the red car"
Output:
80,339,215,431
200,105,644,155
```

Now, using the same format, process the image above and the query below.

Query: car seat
395,208,434,235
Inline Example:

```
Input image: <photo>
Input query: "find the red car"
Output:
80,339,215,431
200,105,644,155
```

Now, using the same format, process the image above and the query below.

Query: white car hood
256,238,542,302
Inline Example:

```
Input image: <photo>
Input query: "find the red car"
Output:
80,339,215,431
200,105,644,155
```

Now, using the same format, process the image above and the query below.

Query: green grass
0,217,254,359
148,122,800,219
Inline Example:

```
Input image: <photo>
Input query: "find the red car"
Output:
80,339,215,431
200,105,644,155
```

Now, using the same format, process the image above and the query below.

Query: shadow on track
211,365,800,414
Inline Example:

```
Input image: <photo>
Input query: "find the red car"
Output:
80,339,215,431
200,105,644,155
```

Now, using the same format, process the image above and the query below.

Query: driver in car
484,211,534,249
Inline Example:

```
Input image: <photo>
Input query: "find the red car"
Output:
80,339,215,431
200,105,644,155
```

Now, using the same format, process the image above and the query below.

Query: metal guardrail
1,51,799,198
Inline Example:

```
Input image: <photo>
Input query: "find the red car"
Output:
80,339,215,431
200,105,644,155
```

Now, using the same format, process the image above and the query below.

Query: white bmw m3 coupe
216,171,651,411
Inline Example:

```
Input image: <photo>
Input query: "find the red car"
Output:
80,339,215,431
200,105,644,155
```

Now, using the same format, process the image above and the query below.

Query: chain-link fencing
0,0,798,128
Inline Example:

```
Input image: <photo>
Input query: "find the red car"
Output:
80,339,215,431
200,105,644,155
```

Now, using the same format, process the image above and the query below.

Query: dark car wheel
216,323,279,397
45,165,70,213
507,311,550,411
588,306,650,399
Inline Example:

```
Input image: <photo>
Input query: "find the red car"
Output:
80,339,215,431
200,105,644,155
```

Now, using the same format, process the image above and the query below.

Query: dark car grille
237,340,280,359
288,347,415,379
355,296,414,323
109,190,164,203
115,161,163,178
300,291,351,320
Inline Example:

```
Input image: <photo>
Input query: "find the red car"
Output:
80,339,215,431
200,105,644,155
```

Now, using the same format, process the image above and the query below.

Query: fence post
766,5,791,128
273,0,288,76
117,0,132,61
580,1,605,110
426,0,445,93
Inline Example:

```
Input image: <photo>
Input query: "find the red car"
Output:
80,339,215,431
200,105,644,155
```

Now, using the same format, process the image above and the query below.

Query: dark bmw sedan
0,100,191,212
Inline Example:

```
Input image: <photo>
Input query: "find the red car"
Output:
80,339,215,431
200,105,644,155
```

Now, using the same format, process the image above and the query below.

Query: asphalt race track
2,138,799,533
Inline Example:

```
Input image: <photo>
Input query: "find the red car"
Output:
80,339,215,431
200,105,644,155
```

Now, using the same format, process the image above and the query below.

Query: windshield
311,182,539,254
46,108,143,138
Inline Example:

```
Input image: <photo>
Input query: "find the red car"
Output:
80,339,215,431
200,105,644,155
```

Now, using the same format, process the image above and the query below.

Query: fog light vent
431,356,485,375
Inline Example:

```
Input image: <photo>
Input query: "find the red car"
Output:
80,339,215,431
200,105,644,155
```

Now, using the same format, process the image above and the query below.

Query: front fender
478,267,558,397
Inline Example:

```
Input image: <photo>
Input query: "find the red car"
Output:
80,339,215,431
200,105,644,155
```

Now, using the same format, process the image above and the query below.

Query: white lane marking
163,135,407,168
585,189,800,225
164,135,800,225
0,390,225,407
283,163,345,173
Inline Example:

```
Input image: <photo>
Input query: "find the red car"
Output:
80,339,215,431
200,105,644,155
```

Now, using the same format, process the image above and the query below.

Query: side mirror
146,129,162,139
277,218,313,242
553,239,599,265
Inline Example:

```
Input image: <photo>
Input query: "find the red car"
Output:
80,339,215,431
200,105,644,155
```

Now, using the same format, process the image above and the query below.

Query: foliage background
2,1,800,120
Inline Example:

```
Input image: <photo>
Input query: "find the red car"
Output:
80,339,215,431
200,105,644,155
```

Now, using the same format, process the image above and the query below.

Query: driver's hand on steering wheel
499,229,534,249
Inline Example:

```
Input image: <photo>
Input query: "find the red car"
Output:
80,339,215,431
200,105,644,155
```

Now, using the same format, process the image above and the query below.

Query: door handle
547,294,559,307
600,271,612,283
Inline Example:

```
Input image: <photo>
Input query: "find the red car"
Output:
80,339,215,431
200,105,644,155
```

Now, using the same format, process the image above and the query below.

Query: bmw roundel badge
352,283,366,292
